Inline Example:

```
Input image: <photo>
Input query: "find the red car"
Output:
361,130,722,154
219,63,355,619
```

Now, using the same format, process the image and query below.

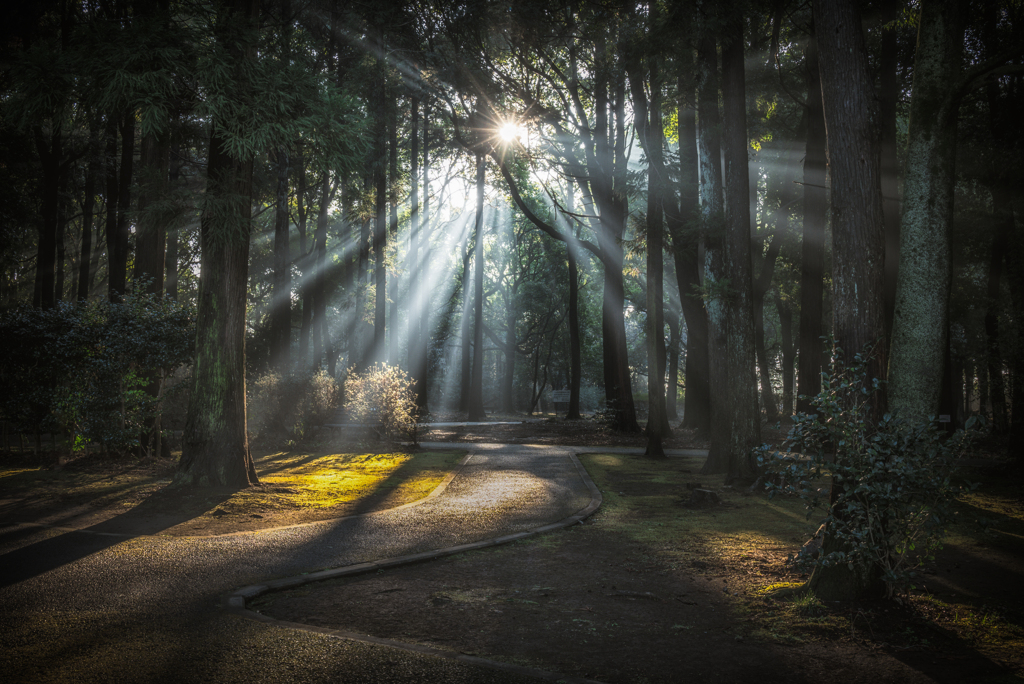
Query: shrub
755,345,977,598
247,369,340,443
0,294,194,455
343,363,417,443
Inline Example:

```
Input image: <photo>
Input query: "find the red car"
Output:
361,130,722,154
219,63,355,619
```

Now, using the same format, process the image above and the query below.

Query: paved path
0,444,604,683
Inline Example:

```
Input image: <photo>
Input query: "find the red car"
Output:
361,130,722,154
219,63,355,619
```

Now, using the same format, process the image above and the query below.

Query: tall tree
807,0,888,600
467,153,487,421
670,61,711,435
178,0,261,488
702,15,760,480
627,31,669,455
888,0,1023,422
796,29,827,415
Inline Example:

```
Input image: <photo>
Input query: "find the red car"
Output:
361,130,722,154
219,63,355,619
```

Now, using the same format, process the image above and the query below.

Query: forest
1,0,1023,487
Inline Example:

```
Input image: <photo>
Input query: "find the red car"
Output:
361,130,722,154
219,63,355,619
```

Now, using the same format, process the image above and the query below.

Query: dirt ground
3,417,1023,683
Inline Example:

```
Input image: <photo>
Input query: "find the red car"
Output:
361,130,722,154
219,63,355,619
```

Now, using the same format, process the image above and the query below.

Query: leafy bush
0,295,194,455
343,363,417,442
247,369,340,443
755,346,976,598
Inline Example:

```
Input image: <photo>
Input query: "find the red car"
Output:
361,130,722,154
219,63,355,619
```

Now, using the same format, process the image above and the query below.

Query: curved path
0,444,603,683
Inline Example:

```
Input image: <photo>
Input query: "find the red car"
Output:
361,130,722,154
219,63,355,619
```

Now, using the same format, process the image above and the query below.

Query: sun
498,120,522,143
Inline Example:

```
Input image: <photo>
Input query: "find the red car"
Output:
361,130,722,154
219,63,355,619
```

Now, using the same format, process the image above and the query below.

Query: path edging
223,450,604,684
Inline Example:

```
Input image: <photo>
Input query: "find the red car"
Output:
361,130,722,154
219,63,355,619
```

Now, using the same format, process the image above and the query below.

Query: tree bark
132,122,168,295
696,32,730,475
807,0,889,601
164,143,181,299
797,32,827,415
718,16,760,480
297,159,312,367
387,92,399,366
776,292,795,417
78,123,100,302
629,45,669,454
671,69,711,435
271,146,291,370
984,210,1010,433
566,231,583,420
33,126,61,310
373,75,387,367
178,0,260,489
468,154,487,421
888,0,964,422
408,97,426,412
879,10,902,341
414,102,430,412
311,174,331,369
109,113,134,302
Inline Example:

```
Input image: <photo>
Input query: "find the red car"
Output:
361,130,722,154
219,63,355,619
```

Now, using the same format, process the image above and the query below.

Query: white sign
551,390,571,402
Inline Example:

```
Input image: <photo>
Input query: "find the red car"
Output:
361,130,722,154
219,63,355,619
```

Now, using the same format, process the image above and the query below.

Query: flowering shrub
343,363,417,443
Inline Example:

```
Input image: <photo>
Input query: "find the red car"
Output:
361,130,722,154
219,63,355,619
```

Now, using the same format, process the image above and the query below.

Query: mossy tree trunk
178,0,260,489
888,0,965,423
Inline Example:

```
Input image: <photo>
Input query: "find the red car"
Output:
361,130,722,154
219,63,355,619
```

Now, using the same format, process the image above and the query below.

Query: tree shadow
0,483,235,589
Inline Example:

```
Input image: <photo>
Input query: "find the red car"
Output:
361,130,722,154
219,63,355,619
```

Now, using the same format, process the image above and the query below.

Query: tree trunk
888,0,964,422
717,16,760,480
671,54,711,436
807,0,889,602
879,11,902,341
132,123,168,295
566,233,582,420
666,310,680,422
373,83,387,368
164,143,181,300
468,154,487,421
297,160,312,367
797,32,827,415
414,102,430,412
103,115,120,302
387,94,399,366
408,97,425,411
33,126,61,310
754,227,783,423
984,211,1009,433
110,113,134,302
696,32,730,475
78,124,99,302
776,293,795,417
271,146,291,370
178,0,260,489
311,174,331,369
629,46,669,454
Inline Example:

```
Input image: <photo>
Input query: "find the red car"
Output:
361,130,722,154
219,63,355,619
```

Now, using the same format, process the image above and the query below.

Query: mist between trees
2,1,1022,490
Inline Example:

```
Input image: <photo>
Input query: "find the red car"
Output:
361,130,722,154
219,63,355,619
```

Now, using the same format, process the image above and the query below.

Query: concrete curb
224,449,605,684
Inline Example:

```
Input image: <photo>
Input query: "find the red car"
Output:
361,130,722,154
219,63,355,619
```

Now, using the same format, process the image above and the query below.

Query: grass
0,447,465,530
579,451,1024,670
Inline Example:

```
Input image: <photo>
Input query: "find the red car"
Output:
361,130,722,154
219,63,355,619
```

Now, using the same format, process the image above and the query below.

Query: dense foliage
758,347,978,597
0,294,194,453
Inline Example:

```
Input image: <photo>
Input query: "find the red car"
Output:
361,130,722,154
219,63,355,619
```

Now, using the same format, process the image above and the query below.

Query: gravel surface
0,444,593,683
